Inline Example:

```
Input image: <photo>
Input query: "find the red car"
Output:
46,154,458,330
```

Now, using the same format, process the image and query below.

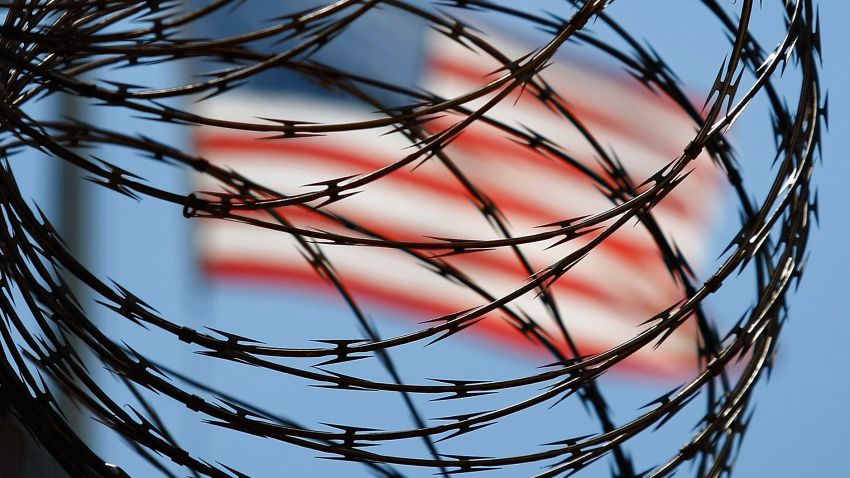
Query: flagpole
0,93,86,478
0,91,81,477
49,89,87,478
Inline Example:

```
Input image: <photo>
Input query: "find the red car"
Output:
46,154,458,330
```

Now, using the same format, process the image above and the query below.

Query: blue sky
9,1,848,476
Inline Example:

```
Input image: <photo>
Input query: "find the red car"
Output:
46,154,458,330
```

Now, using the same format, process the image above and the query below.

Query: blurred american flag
191,30,722,377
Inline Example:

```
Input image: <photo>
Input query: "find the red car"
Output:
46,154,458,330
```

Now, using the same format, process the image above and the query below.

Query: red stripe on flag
202,258,694,378
426,55,692,154
197,203,680,311
427,56,668,146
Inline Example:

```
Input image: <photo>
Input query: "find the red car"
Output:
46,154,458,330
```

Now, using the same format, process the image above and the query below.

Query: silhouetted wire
0,1,824,477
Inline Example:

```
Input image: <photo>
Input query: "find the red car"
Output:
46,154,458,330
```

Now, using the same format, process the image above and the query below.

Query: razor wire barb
0,1,825,477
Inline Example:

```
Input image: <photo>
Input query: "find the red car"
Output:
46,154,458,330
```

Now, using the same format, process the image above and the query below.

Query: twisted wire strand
0,1,824,477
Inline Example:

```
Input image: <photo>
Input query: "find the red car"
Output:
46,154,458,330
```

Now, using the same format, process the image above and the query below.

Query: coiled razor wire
0,1,825,477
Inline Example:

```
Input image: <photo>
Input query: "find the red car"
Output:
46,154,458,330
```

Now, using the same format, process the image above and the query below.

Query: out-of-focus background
7,1,848,476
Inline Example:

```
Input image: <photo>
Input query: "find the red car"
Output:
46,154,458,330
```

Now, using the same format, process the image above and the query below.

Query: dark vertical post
49,90,87,478
0,92,83,478
0,413,70,477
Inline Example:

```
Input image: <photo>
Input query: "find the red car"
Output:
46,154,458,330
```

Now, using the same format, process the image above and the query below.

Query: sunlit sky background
10,1,849,476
